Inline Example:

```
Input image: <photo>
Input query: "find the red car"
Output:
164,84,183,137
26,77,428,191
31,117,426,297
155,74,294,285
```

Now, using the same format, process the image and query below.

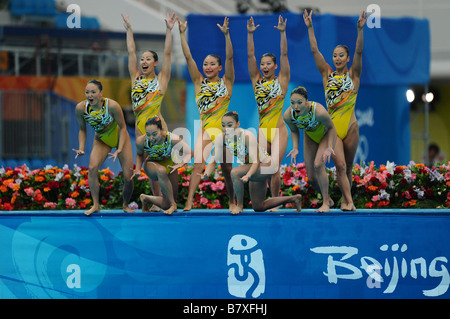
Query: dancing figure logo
227,235,265,298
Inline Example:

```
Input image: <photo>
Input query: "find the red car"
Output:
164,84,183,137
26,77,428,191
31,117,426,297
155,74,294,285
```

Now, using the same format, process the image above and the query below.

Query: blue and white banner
0,210,449,299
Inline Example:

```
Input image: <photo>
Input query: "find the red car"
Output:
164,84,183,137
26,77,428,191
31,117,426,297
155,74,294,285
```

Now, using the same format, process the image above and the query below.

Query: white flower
379,189,390,201
55,171,64,181
128,201,139,210
403,169,413,183
385,161,396,175
430,169,444,182
414,187,424,199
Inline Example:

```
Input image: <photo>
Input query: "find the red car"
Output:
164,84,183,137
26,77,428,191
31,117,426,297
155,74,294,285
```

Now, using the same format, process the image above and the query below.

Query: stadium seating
10,0,56,17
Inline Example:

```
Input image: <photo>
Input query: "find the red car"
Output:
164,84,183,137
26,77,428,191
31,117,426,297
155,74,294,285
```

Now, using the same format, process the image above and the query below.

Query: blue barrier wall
1,209,449,299
184,12,430,166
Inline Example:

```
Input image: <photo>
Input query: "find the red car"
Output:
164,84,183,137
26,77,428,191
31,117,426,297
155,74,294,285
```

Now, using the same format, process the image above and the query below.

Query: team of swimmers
72,10,367,215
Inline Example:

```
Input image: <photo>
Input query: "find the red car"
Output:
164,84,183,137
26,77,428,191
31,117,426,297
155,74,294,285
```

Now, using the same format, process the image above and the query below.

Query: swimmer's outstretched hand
72,149,85,159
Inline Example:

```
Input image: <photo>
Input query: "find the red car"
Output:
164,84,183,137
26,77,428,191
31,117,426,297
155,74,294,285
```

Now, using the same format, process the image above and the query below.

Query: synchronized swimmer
74,11,366,215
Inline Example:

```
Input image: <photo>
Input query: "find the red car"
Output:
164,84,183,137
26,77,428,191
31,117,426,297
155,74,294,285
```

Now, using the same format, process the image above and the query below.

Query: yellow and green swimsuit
83,98,119,148
143,131,174,173
254,77,285,144
131,76,164,135
290,101,325,144
223,129,270,165
325,72,357,140
196,78,230,142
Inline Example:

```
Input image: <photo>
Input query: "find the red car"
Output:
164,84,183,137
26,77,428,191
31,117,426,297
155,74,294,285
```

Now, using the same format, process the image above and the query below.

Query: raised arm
275,15,290,94
122,14,140,83
217,17,235,90
247,16,261,86
350,10,367,89
303,9,332,80
158,12,176,92
283,107,300,165
177,17,202,85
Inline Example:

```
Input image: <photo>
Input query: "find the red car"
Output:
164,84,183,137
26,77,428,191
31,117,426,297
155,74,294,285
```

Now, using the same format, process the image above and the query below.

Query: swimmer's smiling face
260,55,277,79
203,55,222,80
332,46,350,70
85,83,102,106
140,51,158,76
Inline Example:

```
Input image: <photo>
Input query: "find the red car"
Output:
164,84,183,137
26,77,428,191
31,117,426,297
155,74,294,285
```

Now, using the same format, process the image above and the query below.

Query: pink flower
445,172,450,181
211,181,225,191
213,199,222,208
296,163,305,169
44,202,57,209
199,197,209,205
24,187,35,196
447,192,450,200
371,195,379,202
199,181,211,191
65,197,76,209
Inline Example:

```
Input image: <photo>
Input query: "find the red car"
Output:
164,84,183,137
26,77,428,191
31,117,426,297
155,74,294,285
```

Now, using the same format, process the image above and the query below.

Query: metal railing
0,89,72,165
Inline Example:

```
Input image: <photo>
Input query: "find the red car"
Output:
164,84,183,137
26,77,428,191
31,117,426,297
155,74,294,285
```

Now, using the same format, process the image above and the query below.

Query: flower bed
1,161,449,211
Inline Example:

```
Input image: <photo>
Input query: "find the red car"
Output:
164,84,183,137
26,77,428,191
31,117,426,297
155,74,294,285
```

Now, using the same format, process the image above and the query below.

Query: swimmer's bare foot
149,205,163,212
164,204,177,215
269,205,281,212
231,205,243,215
123,205,135,213
341,202,356,211
182,200,193,212
85,206,100,216
140,194,162,213
229,201,236,212
316,197,332,213
315,203,330,213
293,195,302,212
